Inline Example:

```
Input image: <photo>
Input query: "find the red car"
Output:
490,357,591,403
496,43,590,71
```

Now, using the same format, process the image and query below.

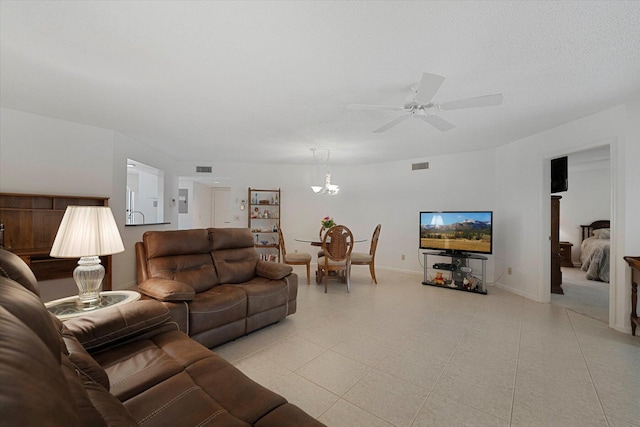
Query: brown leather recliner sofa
0,248,323,426
135,228,298,348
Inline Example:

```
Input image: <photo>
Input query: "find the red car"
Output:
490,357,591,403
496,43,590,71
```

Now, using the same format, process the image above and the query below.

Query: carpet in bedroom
551,267,609,323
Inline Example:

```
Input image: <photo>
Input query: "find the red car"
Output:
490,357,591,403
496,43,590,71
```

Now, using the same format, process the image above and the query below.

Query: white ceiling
1,1,639,166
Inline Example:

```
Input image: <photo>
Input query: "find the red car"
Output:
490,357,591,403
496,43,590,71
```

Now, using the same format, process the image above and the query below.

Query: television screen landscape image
420,211,493,254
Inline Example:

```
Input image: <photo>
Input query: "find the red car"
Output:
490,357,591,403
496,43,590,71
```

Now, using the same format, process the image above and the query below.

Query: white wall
178,179,194,229
177,148,497,278
494,100,640,333
0,108,113,195
0,108,178,300
3,100,638,334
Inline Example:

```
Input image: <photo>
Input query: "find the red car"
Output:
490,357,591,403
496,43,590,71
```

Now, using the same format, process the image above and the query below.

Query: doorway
549,146,611,323
178,177,231,230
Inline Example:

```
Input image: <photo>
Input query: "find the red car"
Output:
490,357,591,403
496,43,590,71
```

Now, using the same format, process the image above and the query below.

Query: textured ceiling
1,1,639,166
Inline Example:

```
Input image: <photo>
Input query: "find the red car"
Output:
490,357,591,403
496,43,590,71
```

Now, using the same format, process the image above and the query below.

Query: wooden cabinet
248,188,280,262
550,195,563,294
559,241,574,268
623,256,639,336
0,193,112,289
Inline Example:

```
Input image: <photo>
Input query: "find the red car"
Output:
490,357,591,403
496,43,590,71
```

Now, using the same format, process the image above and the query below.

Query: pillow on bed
592,228,610,239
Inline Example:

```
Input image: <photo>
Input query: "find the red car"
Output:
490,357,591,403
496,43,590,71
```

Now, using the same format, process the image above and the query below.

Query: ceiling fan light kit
349,72,504,133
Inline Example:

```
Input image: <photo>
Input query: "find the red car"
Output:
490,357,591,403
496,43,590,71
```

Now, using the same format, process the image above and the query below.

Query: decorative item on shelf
261,240,269,246
259,199,269,205
263,210,269,219
275,194,279,205
50,206,124,307
321,216,335,229
433,272,445,285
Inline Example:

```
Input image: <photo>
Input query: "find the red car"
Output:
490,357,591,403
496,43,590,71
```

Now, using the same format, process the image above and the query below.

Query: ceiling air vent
196,166,212,173
412,162,429,171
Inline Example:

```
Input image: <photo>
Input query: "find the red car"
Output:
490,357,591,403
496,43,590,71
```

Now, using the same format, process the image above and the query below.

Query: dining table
294,237,367,247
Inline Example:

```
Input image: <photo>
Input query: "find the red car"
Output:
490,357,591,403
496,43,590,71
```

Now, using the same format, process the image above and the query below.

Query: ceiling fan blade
348,104,405,112
421,115,455,132
414,72,446,104
439,93,504,110
373,115,410,133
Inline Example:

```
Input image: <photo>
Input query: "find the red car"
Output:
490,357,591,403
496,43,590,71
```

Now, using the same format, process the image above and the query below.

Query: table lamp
50,206,124,305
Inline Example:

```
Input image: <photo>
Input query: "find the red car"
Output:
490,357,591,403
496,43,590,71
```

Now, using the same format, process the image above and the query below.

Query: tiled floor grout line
407,305,480,426
566,309,611,427
508,298,526,426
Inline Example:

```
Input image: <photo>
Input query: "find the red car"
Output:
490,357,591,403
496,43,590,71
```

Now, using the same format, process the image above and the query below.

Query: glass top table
295,237,367,246
45,290,140,320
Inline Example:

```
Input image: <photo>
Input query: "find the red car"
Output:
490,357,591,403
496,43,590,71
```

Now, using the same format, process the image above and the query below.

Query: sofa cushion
144,229,211,259
234,277,289,316
188,285,248,336
93,338,186,402
0,276,61,364
144,229,220,293
147,253,219,293
93,328,290,426
209,227,256,250
61,322,110,390
138,277,195,301
0,305,83,427
256,260,293,280
64,300,175,352
0,249,40,296
209,228,260,284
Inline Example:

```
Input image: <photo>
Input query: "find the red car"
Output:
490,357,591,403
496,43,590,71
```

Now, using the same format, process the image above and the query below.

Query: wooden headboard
580,220,610,241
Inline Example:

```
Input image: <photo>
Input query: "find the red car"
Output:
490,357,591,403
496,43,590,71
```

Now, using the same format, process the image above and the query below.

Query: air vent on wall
412,162,429,171
196,166,212,173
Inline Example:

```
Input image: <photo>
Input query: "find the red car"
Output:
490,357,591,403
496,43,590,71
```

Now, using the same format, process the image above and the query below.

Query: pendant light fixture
310,148,340,195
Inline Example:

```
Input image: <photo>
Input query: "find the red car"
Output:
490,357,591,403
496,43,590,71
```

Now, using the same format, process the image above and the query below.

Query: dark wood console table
624,256,639,336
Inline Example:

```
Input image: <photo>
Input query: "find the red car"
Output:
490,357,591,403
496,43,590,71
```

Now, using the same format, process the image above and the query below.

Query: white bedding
580,228,610,283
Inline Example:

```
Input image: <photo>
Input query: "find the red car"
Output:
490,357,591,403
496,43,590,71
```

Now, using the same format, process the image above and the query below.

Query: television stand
422,251,487,295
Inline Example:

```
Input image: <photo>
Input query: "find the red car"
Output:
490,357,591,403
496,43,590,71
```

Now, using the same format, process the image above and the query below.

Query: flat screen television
420,211,493,255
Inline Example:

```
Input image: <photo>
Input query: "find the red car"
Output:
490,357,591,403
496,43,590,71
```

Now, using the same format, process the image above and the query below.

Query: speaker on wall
551,156,568,193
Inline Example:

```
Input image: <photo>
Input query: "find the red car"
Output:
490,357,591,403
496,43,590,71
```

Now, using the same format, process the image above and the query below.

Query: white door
211,188,231,227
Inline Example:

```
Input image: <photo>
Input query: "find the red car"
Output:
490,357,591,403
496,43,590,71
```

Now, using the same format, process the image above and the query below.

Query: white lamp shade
50,206,125,258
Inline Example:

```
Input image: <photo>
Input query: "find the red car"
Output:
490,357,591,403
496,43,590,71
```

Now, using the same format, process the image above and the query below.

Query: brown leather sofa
0,248,323,426
136,228,298,348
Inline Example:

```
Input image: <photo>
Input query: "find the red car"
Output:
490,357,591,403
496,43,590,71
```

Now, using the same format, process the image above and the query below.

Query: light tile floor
214,267,640,426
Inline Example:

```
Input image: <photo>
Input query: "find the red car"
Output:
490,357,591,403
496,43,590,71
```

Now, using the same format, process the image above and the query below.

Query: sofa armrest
63,300,177,352
138,278,195,302
256,261,293,280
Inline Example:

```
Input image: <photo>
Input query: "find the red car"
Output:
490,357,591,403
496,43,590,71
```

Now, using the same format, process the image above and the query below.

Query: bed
580,220,610,283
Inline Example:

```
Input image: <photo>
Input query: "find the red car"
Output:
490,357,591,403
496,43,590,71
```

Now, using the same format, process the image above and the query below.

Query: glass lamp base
74,256,105,306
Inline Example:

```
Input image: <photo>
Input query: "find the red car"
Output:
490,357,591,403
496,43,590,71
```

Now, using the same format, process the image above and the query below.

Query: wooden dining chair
316,225,354,293
317,226,327,258
350,224,381,284
278,227,312,284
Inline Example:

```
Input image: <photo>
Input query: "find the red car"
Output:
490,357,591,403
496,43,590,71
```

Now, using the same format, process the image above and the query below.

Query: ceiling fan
348,72,503,133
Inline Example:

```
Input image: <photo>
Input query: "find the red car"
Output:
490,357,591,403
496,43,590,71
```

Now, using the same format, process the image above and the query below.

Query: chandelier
310,149,340,195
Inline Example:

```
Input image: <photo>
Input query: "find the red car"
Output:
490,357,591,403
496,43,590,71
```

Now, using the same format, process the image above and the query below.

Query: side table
559,241,574,268
45,290,140,320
